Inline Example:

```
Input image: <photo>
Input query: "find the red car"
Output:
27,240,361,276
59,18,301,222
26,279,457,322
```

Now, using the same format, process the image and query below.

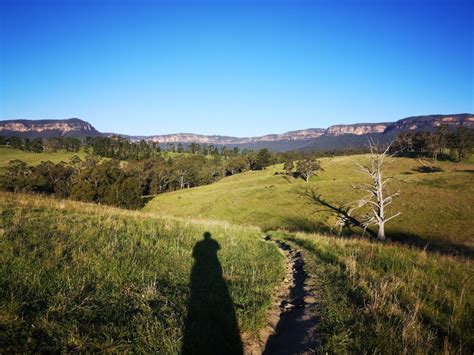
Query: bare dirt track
243,236,320,355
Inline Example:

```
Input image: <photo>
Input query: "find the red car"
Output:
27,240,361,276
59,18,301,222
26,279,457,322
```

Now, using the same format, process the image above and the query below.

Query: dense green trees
1,158,145,209
1,127,471,210
1,136,22,149
452,126,471,161
393,125,472,162
24,138,44,153
2,160,32,192
2,160,74,196
252,148,274,170
87,136,161,160
0,150,268,209
283,160,294,175
1,136,82,153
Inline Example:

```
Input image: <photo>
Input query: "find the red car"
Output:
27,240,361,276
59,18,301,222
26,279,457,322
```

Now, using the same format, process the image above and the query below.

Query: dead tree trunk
353,140,401,241
176,169,188,190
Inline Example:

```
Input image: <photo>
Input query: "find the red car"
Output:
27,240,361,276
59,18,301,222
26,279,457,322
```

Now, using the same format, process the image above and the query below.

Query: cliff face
1,114,472,147
0,118,101,138
144,114,472,144
145,128,326,145
323,114,474,136
325,123,389,136
389,114,474,132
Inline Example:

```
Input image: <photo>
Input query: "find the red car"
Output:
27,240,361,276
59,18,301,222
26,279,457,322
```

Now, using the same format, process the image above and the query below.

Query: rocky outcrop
388,114,474,132
144,128,326,145
0,118,100,138
144,114,473,144
323,114,474,136
325,123,388,136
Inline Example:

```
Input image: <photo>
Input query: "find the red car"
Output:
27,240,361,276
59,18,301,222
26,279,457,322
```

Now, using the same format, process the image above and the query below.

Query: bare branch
382,176,395,185
382,191,400,204
385,212,402,223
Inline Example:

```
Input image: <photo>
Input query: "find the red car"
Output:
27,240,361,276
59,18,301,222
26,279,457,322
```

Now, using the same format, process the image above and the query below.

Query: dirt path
243,235,320,354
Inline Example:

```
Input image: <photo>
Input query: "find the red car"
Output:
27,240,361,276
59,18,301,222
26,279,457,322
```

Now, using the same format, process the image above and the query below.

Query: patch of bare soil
243,236,320,355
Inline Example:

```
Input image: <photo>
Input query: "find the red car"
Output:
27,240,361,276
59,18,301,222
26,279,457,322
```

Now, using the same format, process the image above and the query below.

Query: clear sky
0,0,472,136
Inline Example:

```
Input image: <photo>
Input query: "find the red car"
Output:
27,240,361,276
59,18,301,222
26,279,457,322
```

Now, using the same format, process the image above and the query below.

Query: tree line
0,136,82,153
391,125,472,162
0,146,283,209
1,135,257,160
1,134,372,160
1,127,471,210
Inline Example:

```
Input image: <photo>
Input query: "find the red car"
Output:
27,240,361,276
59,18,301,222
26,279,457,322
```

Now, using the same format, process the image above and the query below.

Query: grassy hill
0,192,283,352
2,152,473,352
144,155,474,352
0,147,86,172
145,155,474,251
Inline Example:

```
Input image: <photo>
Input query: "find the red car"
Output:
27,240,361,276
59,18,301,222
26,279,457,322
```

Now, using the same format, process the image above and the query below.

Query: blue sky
0,0,472,136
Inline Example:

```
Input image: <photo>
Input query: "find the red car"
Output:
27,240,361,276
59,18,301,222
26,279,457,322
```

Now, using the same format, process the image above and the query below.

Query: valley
2,114,473,152
2,0,472,352
145,155,474,251
1,147,473,353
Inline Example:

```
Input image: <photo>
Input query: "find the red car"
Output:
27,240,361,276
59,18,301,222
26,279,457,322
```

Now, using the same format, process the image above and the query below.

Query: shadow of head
203,231,212,239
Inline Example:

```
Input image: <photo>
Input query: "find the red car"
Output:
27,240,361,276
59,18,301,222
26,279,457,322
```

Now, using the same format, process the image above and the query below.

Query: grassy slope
144,154,474,352
0,147,86,172
0,192,283,352
145,155,474,248
274,231,473,353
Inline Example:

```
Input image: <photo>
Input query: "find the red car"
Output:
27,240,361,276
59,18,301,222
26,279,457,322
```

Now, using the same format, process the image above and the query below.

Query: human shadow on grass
182,232,243,355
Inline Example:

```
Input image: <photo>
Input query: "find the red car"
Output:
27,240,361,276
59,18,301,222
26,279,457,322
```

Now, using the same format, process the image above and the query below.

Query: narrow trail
243,235,320,355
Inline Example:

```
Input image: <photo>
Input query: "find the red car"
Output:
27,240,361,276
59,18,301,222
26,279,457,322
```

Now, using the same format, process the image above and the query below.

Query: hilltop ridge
0,118,101,138
1,113,472,151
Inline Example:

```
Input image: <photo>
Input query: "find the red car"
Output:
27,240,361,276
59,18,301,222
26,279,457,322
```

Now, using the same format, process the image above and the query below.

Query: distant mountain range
1,114,473,152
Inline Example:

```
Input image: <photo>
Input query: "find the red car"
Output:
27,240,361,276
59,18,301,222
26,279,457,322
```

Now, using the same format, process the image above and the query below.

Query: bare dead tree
175,169,189,190
151,169,170,194
352,140,401,240
301,140,401,241
301,189,377,238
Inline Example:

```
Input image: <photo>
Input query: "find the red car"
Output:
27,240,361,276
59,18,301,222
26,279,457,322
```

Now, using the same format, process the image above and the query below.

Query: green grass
0,192,283,353
272,231,473,353
145,155,474,249
464,154,474,164
144,154,474,352
2,152,472,352
0,147,86,172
